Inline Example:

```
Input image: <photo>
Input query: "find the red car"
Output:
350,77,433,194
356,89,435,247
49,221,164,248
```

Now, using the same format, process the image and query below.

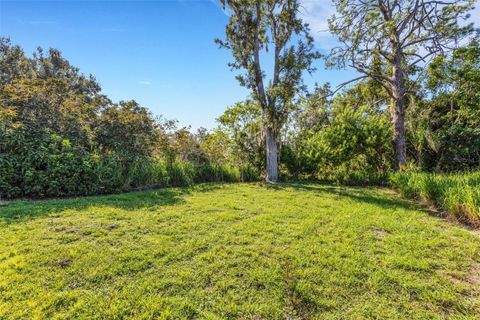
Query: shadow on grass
1,181,440,225
265,181,423,212
0,183,223,224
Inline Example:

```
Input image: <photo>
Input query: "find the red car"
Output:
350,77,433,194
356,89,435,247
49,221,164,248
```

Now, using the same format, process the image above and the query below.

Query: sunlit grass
390,171,480,226
1,183,479,319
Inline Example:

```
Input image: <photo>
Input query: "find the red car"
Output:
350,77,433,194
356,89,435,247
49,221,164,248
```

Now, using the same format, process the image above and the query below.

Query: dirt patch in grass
53,258,72,268
372,228,388,239
468,263,480,286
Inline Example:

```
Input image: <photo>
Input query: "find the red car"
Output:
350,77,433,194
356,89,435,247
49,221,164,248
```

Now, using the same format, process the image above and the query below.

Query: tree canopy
329,0,476,170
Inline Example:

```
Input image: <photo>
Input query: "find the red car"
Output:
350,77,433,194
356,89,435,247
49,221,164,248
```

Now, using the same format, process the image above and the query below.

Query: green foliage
238,163,261,182
2,34,479,200
217,0,320,181
96,100,160,161
407,40,480,171
0,150,260,199
165,161,196,187
0,125,129,198
0,39,261,199
217,100,264,170
217,0,319,119
328,0,476,169
194,162,260,183
390,171,480,225
1,183,479,318
126,157,170,189
284,82,392,184
199,130,231,164
125,159,261,190
303,104,392,184
194,163,238,183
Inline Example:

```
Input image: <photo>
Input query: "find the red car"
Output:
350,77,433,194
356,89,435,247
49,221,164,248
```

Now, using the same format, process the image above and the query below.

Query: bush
295,105,392,185
238,163,260,182
389,171,480,225
194,163,238,183
166,161,195,187
0,131,260,199
127,158,170,189
0,130,119,198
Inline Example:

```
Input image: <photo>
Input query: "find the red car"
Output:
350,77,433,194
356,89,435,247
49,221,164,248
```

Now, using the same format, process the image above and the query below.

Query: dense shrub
296,104,392,185
0,131,126,198
194,163,239,183
192,162,260,183
0,39,262,200
406,41,480,172
238,163,261,182
0,152,261,199
389,171,480,225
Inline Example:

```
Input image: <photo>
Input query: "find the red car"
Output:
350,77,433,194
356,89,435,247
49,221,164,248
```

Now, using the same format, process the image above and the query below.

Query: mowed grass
1,183,479,319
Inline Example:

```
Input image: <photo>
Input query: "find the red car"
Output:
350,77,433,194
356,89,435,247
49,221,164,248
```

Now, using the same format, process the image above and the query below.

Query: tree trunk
265,125,278,182
391,98,407,171
391,60,407,171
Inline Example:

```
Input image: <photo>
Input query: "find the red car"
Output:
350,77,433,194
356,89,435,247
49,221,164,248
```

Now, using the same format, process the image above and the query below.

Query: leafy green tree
32,47,101,97
408,40,480,171
0,38,101,98
281,84,331,177
1,78,100,148
284,80,391,182
329,0,476,170
217,100,264,170
170,127,208,163
2,38,256,198
0,37,33,86
291,84,331,134
301,99,392,184
217,0,319,182
0,39,106,150
96,100,160,161
199,130,232,164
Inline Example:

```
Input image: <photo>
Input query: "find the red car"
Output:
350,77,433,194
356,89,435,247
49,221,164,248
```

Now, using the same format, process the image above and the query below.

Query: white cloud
138,81,152,85
19,20,56,25
299,0,337,51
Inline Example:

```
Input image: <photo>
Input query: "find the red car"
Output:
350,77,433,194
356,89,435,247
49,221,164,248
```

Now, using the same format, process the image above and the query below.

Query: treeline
0,38,259,199
0,35,478,198
216,0,479,182
214,39,480,184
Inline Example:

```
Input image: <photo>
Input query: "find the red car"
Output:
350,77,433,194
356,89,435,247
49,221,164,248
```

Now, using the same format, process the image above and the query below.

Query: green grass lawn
1,183,479,319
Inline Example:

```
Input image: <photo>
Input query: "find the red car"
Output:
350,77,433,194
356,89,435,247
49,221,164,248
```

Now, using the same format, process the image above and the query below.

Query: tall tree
217,0,319,182
329,0,475,170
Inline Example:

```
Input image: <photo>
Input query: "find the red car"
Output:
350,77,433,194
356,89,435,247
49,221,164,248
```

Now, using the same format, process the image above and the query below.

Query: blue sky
1,0,478,129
